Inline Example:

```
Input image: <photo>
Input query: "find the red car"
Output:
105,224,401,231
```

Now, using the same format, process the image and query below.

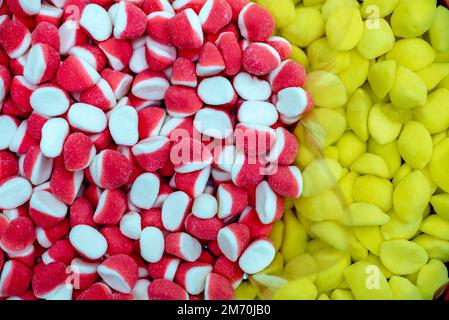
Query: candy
326,7,363,51
204,272,233,300
238,237,275,274
147,279,188,300
169,9,203,50
390,0,436,38
0,260,32,297
305,71,347,109
380,240,428,275
165,232,202,262
0,19,31,59
367,60,397,99
417,259,449,300
429,6,449,52
397,121,433,169
242,42,280,76
386,38,436,72
56,56,100,93
23,43,60,85
30,84,70,117
344,262,392,300
356,18,395,60
238,3,274,42
69,224,108,260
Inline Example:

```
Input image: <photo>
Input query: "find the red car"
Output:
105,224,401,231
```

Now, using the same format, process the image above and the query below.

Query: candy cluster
236,0,449,300
0,0,312,300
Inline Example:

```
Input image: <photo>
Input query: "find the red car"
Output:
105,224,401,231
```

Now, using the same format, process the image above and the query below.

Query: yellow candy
436,49,449,63
330,289,354,300
283,253,317,281
368,140,401,180
346,89,372,142
260,252,284,276
389,66,428,109
391,0,437,38
416,63,449,91
280,210,307,261
350,153,390,178
357,18,395,60
295,143,316,169
380,240,429,275
257,0,296,29
339,49,370,95
269,220,284,252
392,163,413,186
307,38,351,74
301,108,347,147
234,281,258,300
296,190,345,222
420,215,449,241
313,247,351,292
344,262,392,300
414,234,449,262
393,171,432,222
310,221,351,252
362,81,390,105
325,7,363,51
353,175,393,212
368,104,402,145
432,131,448,146
397,121,433,169
360,0,399,18
317,293,330,300
270,278,318,300
306,239,330,254
415,89,449,134
386,39,436,71
430,193,449,220
419,167,438,195
321,0,359,21
338,171,359,205
381,210,422,241
305,71,347,109
381,103,414,124
429,138,449,192
416,259,449,300
341,202,389,227
301,158,343,197
367,60,397,99
364,253,394,279
289,45,309,70
281,7,324,48
335,133,366,168
354,226,384,255
429,5,449,52
389,276,423,300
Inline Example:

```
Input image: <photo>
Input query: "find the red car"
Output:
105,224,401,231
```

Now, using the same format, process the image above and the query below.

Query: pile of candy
236,0,449,300
0,0,313,300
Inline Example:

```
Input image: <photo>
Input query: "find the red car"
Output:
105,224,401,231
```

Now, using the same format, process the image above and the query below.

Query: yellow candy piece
430,193,449,220
313,247,351,293
270,278,318,300
419,167,438,195
429,138,449,193
414,234,449,262
330,289,354,300
325,7,363,51
389,276,423,300
346,89,372,142
386,39,436,71
260,252,284,276
257,0,296,29
339,49,370,95
381,103,414,124
367,60,397,99
301,158,343,197
420,215,449,241
281,7,324,48
310,221,351,252
391,0,437,38
360,0,399,18
353,175,393,212
321,0,359,21
306,239,330,254
416,259,449,300
317,293,330,300
415,89,449,134
307,38,351,74
301,108,347,147
368,104,402,145
269,220,284,252
283,253,317,281
380,240,429,275
350,153,389,178
392,163,413,186
432,131,448,146
290,45,309,70
336,132,366,168
341,202,389,227
344,262,392,300
357,18,395,60
338,171,359,205
364,253,394,279
354,226,384,255
295,190,344,222
389,66,428,109
381,210,422,241
368,139,401,179
397,121,433,169
280,210,307,261
429,6,449,52
416,63,449,91
305,71,347,109
393,171,432,222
